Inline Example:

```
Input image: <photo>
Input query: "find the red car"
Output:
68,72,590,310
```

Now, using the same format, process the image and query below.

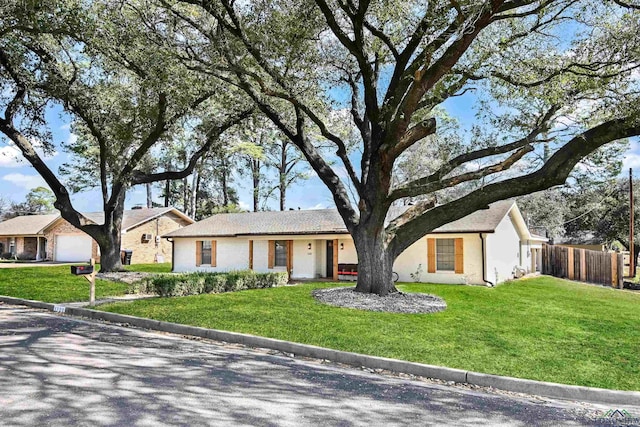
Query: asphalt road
0,303,630,426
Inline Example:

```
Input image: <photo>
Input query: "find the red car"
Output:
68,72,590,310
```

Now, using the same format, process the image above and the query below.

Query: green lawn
100,276,640,391
0,266,128,303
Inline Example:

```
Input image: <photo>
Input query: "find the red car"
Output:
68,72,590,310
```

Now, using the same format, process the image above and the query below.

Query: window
436,239,455,271
201,241,212,265
274,240,287,267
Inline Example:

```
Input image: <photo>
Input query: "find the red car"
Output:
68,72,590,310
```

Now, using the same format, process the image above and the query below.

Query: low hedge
130,270,289,297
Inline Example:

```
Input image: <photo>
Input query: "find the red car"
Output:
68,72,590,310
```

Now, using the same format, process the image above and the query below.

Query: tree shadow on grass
0,305,601,426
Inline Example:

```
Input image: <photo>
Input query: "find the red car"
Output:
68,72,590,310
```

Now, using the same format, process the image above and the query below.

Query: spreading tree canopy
158,0,640,294
0,0,251,270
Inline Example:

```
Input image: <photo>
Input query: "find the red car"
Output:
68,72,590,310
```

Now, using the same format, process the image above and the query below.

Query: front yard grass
0,266,128,303
100,276,640,391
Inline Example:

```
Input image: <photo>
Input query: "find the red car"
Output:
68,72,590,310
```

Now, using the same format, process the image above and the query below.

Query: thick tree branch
390,117,640,257
418,105,559,184
314,0,380,122
387,118,437,160
389,144,534,201
131,108,253,184
108,92,168,207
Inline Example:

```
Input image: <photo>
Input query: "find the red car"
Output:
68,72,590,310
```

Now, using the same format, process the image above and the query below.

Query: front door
326,240,333,278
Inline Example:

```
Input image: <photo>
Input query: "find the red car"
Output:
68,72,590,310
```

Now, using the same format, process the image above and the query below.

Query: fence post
580,249,586,282
618,253,624,289
611,252,618,288
568,248,574,280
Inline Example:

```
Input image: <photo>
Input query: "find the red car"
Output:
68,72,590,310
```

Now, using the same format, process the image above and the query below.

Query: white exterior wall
173,235,349,279
291,239,316,279
337,238,357,263
394,234,484,285
485,212,522,284
172,237,249,272
172,223,530,285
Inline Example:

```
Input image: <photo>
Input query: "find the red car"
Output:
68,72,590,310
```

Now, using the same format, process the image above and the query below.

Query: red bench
337,263,358,281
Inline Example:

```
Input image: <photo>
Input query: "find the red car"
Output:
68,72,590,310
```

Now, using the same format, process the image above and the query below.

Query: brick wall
42,212,189,264
122,214,189,264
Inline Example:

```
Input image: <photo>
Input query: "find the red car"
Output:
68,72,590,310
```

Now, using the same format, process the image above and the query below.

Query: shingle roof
0,214,59,236
164,200,516,238
0,207,192,236
80,207,192,230
431,200,515,233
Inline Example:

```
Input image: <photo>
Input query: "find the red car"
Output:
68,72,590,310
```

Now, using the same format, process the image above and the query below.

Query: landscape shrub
130,270,289,297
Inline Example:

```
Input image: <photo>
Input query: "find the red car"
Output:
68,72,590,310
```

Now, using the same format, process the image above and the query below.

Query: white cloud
0,139,58,168
0,145,25,167
3,173,49,190
308,203,325,210
622,140,640,172
238,200,251,211
67,133,78,145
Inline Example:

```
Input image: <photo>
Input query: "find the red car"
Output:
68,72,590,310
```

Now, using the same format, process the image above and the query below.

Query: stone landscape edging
3,294,640,406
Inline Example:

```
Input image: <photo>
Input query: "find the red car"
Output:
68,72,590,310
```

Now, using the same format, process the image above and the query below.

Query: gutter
480,233,494,287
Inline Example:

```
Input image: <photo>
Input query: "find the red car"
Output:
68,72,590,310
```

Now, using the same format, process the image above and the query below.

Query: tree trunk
252,158,260,212
182,176,188,213
98,235,123,272
279,180,286,211
279,142,286,211
164,179,170,207
95,193,126,272
353,229,397,295
146,183,152,208
190,169,198,217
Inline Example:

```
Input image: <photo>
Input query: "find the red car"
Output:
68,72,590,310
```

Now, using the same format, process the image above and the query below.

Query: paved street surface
0,303,633,426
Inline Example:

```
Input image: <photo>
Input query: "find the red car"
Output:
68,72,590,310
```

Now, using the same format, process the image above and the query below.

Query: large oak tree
0,1,251,271
161,0,640,294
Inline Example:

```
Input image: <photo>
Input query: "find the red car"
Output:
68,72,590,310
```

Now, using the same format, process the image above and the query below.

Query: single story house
0,207,193,263
164,200,547,285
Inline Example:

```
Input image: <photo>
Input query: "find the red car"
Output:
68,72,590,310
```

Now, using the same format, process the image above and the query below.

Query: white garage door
55,235,93,262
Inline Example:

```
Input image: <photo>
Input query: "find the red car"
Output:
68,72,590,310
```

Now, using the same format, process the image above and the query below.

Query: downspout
166,237,174,272
480,233,494,287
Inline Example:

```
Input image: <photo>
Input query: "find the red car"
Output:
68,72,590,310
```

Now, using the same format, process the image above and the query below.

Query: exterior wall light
340,242,344,250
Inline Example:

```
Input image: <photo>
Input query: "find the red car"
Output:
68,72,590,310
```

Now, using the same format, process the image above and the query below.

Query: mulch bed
312,286,446,314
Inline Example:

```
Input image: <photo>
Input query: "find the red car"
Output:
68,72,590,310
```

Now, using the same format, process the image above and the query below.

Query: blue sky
1,94,639,213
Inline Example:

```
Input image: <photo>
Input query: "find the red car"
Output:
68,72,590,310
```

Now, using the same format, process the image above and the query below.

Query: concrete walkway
2,303,628,426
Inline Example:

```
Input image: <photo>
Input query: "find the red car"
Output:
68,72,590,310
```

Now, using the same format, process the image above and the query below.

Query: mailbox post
71,258,97,306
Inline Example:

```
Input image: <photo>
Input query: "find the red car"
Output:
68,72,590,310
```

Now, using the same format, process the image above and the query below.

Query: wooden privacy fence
542,244,624,288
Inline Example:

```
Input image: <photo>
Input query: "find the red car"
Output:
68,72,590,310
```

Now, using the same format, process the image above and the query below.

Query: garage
54,234,93,262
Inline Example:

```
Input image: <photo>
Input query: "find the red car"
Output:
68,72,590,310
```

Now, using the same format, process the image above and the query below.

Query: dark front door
326,240,334,278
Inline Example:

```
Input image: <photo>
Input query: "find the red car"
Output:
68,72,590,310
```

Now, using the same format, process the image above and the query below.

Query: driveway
0,304,630,426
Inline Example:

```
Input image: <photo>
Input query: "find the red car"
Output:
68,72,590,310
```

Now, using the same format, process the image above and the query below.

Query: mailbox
71,265,94,275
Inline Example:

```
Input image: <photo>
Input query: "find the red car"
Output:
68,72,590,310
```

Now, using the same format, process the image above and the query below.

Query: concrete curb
3,295,640,406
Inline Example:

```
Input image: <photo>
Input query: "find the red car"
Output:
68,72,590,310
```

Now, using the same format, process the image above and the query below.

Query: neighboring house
0,207,193,263
556,233,607,252
165,200,546,285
